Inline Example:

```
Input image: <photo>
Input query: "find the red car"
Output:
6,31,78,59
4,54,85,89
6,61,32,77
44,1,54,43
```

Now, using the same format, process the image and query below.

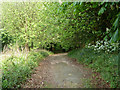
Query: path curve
22,53,109,88
21,53,110,88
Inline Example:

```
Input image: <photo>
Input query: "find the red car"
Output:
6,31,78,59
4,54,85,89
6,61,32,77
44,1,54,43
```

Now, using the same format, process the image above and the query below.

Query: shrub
1,50,52,88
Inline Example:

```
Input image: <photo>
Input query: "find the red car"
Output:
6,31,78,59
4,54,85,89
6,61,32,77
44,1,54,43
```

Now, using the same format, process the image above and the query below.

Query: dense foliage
1,2,120,51
1,29,14,50
1,2,81,51
60,2,120,42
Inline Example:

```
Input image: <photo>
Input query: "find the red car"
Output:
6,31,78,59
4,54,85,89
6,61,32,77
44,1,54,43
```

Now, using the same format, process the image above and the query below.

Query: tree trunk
29,42,33,50
25,43,29,51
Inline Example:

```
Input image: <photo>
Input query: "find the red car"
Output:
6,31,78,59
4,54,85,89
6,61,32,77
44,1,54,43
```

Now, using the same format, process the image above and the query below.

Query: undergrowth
1,49,53,89
68,48,119,88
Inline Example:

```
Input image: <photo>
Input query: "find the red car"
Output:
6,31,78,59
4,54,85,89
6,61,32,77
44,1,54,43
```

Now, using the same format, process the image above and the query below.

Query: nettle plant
86,40,119,53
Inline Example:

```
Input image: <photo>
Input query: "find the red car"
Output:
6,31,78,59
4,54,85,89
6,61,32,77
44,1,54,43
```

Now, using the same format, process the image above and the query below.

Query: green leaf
110,29,119,43
104,35,108,40
92,4,98,8
80,2,82,5
113,16,119,30
98,7,106,15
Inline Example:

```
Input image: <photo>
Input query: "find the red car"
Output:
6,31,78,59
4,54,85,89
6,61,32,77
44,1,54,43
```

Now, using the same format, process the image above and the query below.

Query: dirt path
21,53,109,88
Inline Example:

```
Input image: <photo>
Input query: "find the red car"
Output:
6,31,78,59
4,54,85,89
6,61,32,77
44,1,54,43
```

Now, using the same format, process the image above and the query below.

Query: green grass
68,48,119,88
1,50,53,89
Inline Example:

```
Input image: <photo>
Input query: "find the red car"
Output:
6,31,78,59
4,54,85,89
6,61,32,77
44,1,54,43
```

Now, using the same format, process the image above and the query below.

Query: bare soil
21,53,110,88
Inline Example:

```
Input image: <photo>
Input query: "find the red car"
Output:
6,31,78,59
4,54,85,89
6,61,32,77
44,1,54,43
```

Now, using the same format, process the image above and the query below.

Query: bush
0,29,14,51
68,48,119,88
1,50,52,88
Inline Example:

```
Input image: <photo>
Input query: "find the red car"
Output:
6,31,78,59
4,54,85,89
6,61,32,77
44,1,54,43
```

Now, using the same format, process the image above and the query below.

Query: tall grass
1,46,52,88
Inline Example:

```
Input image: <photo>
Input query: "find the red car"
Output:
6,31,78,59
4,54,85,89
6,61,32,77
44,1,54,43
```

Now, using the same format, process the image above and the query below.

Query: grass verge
68,48,119,88
1,49,53,89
